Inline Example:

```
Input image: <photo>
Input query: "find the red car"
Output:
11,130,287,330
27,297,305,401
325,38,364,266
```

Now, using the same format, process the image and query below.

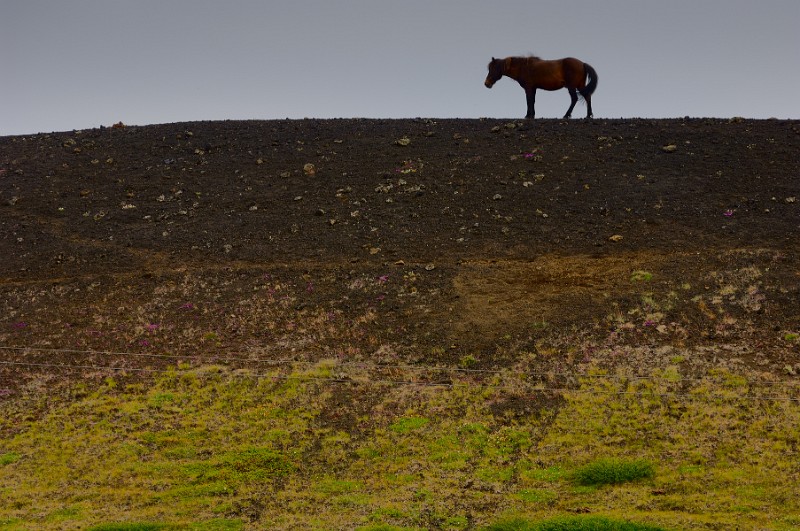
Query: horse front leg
564,88,578,119
525,88,536,119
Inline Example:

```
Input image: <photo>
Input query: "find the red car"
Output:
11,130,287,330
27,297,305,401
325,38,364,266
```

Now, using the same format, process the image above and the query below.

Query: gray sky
2,0,798,135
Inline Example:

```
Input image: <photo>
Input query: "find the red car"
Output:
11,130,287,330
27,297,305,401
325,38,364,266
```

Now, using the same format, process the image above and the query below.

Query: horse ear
492,57,496,61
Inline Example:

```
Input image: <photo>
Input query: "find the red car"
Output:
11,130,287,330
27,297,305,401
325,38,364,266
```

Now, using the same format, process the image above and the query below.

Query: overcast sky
2,0,798,135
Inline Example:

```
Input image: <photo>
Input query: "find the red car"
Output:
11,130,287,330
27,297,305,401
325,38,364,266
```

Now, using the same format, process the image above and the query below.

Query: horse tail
583,62,598,96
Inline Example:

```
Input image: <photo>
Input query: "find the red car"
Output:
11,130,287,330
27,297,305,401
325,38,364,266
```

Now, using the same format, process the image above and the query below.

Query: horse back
525,57,587,91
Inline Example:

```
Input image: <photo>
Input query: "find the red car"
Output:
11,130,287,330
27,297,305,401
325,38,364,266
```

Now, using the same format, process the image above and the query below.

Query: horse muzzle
484,79,494,88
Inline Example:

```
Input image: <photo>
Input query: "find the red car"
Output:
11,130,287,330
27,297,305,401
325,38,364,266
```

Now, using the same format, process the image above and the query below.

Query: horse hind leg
564,88,579,119
579,88,593,118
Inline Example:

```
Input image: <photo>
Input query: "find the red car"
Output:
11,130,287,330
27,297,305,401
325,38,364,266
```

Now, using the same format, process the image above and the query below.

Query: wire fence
2,345,799,402
2,345,798,383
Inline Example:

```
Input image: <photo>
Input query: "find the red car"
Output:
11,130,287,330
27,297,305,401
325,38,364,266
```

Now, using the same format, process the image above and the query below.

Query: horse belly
533,64,567,91
539,77,566,91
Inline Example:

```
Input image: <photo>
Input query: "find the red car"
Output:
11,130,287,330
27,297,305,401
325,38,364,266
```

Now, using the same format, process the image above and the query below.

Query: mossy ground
1,356,798,530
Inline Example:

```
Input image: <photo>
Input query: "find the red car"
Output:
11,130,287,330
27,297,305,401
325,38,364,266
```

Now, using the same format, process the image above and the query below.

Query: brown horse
485,56,598,119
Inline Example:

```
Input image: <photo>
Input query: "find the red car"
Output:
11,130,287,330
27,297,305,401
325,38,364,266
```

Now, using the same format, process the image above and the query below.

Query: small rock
609,234,624,242
303,163,316,176
424,263,436,271
662,144,678,153
493,194,502,200
395,137,411,146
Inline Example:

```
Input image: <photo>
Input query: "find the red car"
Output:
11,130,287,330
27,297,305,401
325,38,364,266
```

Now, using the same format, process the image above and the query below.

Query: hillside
0,118,799,529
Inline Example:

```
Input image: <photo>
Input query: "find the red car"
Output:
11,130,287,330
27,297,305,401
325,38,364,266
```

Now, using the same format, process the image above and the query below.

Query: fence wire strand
2,346,799,402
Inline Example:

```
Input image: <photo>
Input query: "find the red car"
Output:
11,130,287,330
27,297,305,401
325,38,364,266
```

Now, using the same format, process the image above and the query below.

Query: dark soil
2,118,799,398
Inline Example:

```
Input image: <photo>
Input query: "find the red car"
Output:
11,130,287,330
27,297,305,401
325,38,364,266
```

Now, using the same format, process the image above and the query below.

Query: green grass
484,515,667,531
0,452,20,466
571,458,655,487
88,524,168,531
516,488,557,503
630,271,653,282
219,446,295,480
389,415,430,433
1,360,798,529
87,521,243,531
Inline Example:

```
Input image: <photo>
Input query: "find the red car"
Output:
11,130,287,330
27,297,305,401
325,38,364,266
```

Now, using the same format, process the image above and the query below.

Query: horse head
485,57,503,88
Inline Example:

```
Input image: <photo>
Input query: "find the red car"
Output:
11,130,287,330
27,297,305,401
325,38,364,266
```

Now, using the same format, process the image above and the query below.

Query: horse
485,56,598,119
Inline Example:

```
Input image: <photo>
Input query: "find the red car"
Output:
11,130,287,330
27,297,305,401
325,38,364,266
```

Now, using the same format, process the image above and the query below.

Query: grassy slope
1,356,799,529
